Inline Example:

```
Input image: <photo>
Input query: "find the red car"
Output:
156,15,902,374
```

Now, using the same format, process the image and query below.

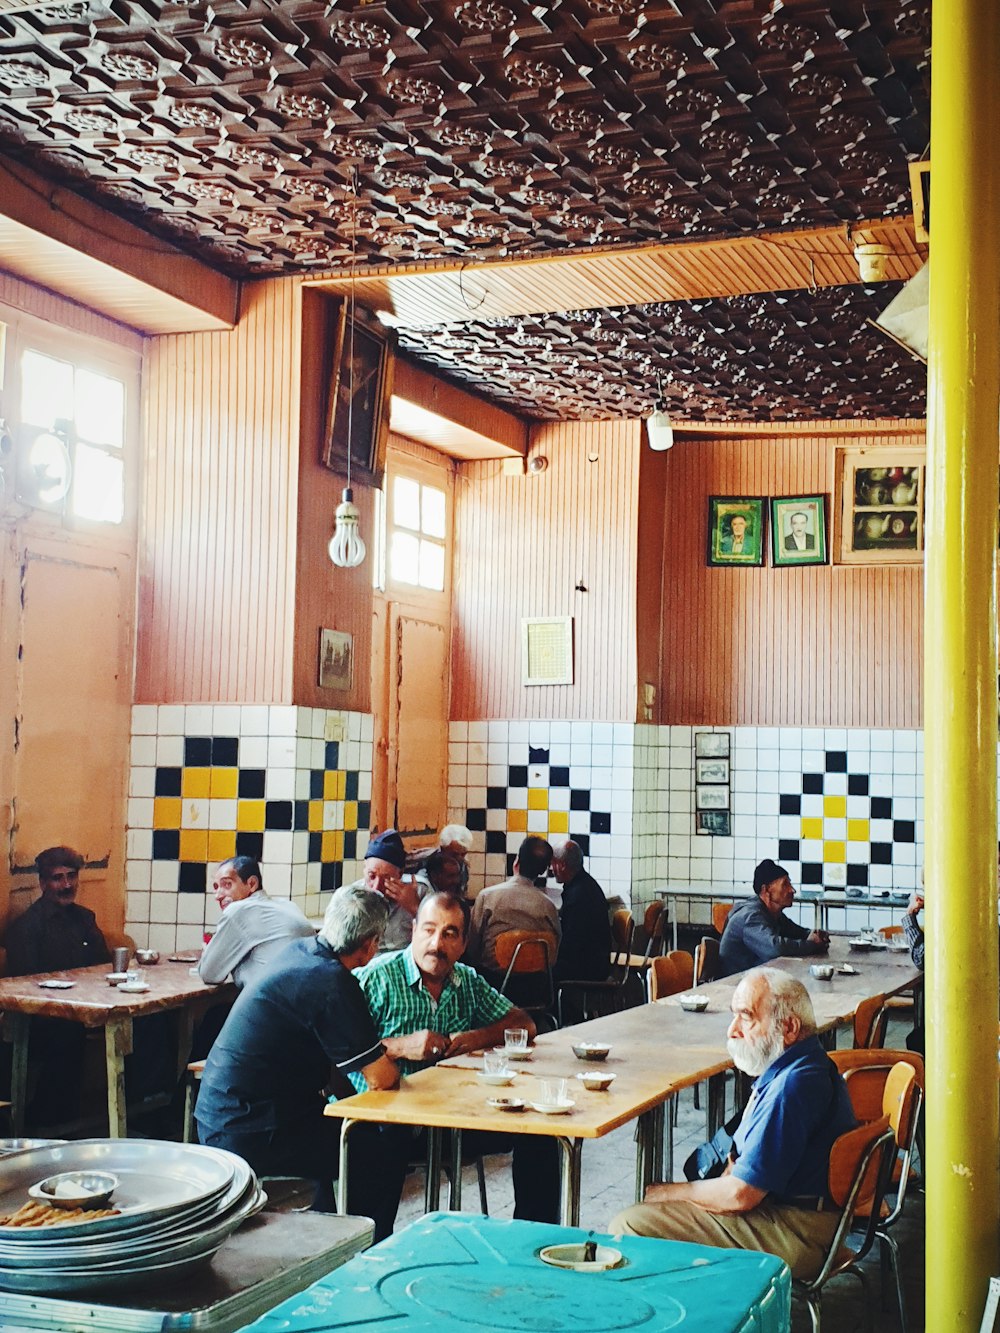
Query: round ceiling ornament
100,52,157,80
215,37,270,68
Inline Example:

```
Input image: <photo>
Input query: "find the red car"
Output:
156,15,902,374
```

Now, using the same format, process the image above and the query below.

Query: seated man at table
718,859,829,977
198,856,314,990
346,891,560,1240
610,968,857,1280
551,840,611,985
195,884,398,1209
415,849,466,899
466,836,561,984
409,824,473,896
346,829,424,951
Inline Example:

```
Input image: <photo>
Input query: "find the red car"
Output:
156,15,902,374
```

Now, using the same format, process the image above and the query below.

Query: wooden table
0,959,234,1137
325,938,921,1227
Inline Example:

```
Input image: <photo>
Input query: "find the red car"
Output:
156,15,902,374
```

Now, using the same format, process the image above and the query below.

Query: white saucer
495,1046,532,1061
528,1099,575,1115
36,980,74,989
106,973,128,983
488,1097,526,1112
476,1071,515,1086
117,983,150,993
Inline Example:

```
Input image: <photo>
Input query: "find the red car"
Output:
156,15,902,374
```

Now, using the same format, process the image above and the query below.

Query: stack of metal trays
0,1140,263,1295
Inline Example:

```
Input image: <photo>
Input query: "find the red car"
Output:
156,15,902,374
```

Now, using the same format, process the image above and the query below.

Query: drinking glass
540,1078,567,1106
504,1028,528,1055
484,1050,510,1076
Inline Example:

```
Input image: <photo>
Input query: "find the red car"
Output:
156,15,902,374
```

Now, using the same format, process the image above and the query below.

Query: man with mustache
344,891,559,1240
609,968,857,1280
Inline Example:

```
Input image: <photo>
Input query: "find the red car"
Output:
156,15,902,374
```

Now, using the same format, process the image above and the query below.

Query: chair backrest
637,901,666,960
694,936,719,985
610,910,634,962
711,902,733,938
878,924,903,940
666,949,694,990
853,992,888,1048
830,1049,924,1123
649,954,690,1001
883,1060,919,1148
494,930,556,974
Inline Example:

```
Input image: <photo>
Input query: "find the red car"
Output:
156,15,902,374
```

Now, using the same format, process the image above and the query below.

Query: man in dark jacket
719,859,829,977
551,840,611,984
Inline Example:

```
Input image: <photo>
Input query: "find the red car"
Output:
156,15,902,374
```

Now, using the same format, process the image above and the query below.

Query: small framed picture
697,810,732,836
696,757,730,784
707,497,766,567
696,784,730,811
695,731,730,758
771,495,828,567
318,628,353,691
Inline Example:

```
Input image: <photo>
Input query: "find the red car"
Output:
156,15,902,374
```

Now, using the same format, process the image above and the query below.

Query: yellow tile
507,809,527,832
308,800,324,832
823,841,846,864
181,768,211,799
237,800,266,832
207,829,236,862
335,770,346,800
179,828,208,861
153,797,181,829
847,819,870,843
344,801,358,832
527,788,548,810
322,830,344,862
548,810,569,835
324,770,347,800
210,767,238,800
801,817,823,841
823,795,846,819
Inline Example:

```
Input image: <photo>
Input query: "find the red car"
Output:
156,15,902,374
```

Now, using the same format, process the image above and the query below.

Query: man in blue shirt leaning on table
718,858,830,977
610,968,857,1281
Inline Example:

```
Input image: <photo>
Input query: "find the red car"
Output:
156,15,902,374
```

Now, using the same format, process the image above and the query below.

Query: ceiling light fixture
853,242,893,283
328,172,367,570
646,375,674,451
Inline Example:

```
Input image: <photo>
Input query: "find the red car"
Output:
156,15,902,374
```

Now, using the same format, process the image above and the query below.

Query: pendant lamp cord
346,168,358,495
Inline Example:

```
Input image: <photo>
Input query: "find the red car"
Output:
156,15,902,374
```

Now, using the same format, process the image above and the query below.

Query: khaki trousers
608,1198,839,1281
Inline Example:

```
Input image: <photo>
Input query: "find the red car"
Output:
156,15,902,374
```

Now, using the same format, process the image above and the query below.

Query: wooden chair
648,952,693,1002
557,913,636,1025
633,901,667,968
494,930,558,1028
182,1059,206,1143
711,902,733,938
853,992,889,1049
694,936,720,986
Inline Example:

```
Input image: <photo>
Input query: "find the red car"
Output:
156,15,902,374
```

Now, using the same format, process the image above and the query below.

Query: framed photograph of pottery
771,496,828,567
707,496,766,567
835,447,926,565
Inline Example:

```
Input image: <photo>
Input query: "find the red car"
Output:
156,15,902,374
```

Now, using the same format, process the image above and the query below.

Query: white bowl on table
679,993,709,1012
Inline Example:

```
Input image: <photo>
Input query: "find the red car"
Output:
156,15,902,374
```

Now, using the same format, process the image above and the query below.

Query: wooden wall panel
657,427,926,728
137,279,300,703
451,419,640,721
0,268,143,351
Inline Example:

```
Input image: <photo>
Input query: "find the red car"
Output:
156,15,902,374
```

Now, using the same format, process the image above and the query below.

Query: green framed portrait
707,496,766,567
771,495,828,566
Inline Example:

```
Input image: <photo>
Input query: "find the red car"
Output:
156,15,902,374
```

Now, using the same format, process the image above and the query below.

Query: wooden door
387,607,449,839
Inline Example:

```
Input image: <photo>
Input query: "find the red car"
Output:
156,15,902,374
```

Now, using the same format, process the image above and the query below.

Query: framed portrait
696,757,730,785
322,301,394,489
697,810,732,837
695,731,730,759
318,628,353,691
707,496,766,567
771,495,828,567
696,784,730,811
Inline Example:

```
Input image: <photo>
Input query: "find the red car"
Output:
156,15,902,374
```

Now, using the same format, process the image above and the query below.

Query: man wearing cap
347,830,424,951
718,859,829,978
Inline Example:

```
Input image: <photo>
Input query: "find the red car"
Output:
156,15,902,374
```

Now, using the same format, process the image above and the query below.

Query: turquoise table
240,1212,791,1333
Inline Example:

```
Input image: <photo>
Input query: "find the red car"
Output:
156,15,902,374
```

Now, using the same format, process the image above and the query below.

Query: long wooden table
325,938,921,1226
0,959,234,1137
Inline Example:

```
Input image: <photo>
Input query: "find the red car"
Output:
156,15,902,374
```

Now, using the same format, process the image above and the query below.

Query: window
387,472,448,592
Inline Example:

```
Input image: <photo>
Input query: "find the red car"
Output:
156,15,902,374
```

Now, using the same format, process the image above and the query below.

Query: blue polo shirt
731,1035,857,1202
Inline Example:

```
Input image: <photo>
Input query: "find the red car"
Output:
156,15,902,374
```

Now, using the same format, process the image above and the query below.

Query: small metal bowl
679,993,709,1012
576,1071,616,1092
571,1042,611,1062
28,1171,118,1209
135,949,160,965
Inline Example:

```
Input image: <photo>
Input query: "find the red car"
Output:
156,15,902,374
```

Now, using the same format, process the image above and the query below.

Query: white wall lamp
328,174,367,570
646,376,674,451
853,242,893,283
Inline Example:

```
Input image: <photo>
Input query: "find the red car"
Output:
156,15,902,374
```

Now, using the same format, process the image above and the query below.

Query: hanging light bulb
646,374,674,451
329,171,368,569
329,487,366,567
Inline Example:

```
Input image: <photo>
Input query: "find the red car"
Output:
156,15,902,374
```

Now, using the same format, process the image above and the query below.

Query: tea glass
539,1078,567,1107
484,1050,511,1077
504,1028,529,1055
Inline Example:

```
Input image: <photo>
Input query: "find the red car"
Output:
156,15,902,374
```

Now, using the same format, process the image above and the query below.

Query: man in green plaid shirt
346,892,560,1239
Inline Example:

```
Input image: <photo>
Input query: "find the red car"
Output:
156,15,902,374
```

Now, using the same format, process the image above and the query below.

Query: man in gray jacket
199,857,314,989
719,859,829,977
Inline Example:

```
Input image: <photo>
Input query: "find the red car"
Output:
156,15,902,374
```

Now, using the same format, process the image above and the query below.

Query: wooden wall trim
0,268,144,352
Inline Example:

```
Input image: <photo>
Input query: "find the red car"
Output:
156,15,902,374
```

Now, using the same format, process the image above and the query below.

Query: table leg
105,1016,133,1139
706,1072,727,1138
337,1118,356,1214
669,896,679,951
448,1129,463,1211
555,1136,582,1227
4,1014,29,1136
424,1127,442,1212
635,1110,657,1201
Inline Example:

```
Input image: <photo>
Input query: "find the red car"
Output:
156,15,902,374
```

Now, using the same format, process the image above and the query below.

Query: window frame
381,452,453,602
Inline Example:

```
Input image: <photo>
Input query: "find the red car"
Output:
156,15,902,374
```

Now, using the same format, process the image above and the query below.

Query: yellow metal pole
925,0,1000,1326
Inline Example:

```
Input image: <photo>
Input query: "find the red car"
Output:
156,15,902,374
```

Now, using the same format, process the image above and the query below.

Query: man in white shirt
198,857,315,990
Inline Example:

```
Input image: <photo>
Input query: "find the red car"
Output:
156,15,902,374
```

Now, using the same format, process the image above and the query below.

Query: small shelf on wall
834,447,925,565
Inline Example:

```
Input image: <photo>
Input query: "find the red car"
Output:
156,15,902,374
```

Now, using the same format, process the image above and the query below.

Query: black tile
528,746,550,764
893,820,915,843
152,829,179,860
325,741,340,769
178,861,207,893
870,842,893,864
824,750,847,772
590,811,611,834
779,794,801,815
575,834,590,856
321,862,343,892
309,769,324,799
466,808,487,832
506,854,516,877
570,789,591,811
847,864,869,887
870,797,893,820
155,767,182,797
265,800,293,830
184,736,212,767
344,830,357,860
486,830,506,854
212,736,238,766
294,800,310,831
239,769,266,799
508,765,528,788
847,774,869,796
357,801,371,831
778,839,800,861
802,773,824,795
549,767,570,788
486,787,508,809
235,832,264,859
801,861,823,884
308,831,322,862
345,770,359,801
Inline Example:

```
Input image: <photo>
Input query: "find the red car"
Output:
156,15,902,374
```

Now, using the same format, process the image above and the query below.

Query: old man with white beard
609,968,857,1280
